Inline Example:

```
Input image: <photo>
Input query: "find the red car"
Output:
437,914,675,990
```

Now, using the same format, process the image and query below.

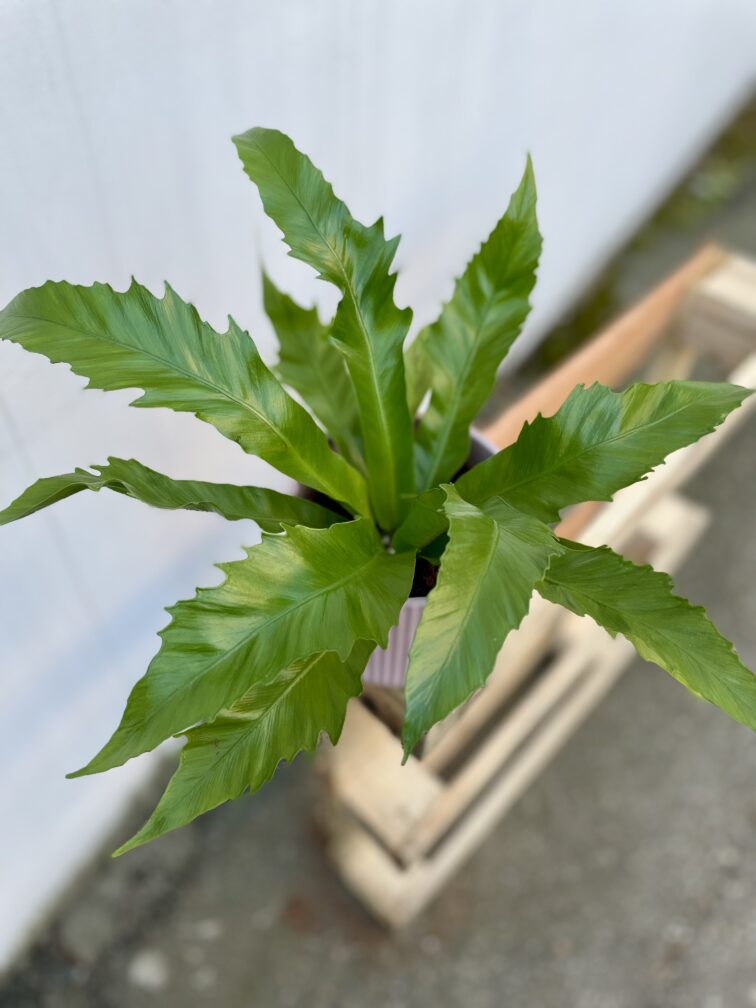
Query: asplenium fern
1,127,753,856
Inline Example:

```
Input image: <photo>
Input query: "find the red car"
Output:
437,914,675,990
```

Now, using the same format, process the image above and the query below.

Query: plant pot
362,428,498,688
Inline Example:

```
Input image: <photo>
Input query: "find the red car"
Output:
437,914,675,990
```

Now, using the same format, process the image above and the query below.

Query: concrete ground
3,115,756,1008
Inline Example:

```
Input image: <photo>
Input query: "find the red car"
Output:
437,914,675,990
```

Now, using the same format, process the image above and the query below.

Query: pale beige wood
682,254,756,366
627,493,710,575
483,244,725,449
331,464,718,860
326,492,710,926
421,595,564,773
330,634,635,929
579,352,756,552
329,492,709,891
326,812,417,928
401,622,599,861
401,493,709,863
325,700,443,852
321,252,755,928
640,341,699,383
326,350,752,919
555,500,605,541
360,682,405,736
398,636,635,925
422,463,719,778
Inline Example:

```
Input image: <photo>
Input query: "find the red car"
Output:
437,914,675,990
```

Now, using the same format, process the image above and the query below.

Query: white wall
1,0,754,969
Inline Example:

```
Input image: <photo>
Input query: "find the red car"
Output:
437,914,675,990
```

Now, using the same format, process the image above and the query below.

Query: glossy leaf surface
404,324,435,418
413,159,540,489
0,456,340,533
262,271,362,467
540,540,756,731
392,486,445,553
458,380,750,522
0,279,369,516
395,379,750,553
402,487,558,755
1,125,752,859
234,127,413,529
71,519,413,776
114,643,374,854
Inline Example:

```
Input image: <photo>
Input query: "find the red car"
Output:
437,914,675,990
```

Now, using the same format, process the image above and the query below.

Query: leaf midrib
9,310,355,503
280,325,359,454
8,469,333,529
279,317,332,401
544,570,752,711
9,474,100,515
110,481,323,525
420,289,503,488
120,653,331,849
188,658,320,781
478,398,720,508
180,651,343,804
419,221,534,488
124,539,390,746
248,138,401,508
412,512,502,698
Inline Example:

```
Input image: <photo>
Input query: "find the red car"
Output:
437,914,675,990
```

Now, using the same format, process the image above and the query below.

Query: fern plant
1,127,754,856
